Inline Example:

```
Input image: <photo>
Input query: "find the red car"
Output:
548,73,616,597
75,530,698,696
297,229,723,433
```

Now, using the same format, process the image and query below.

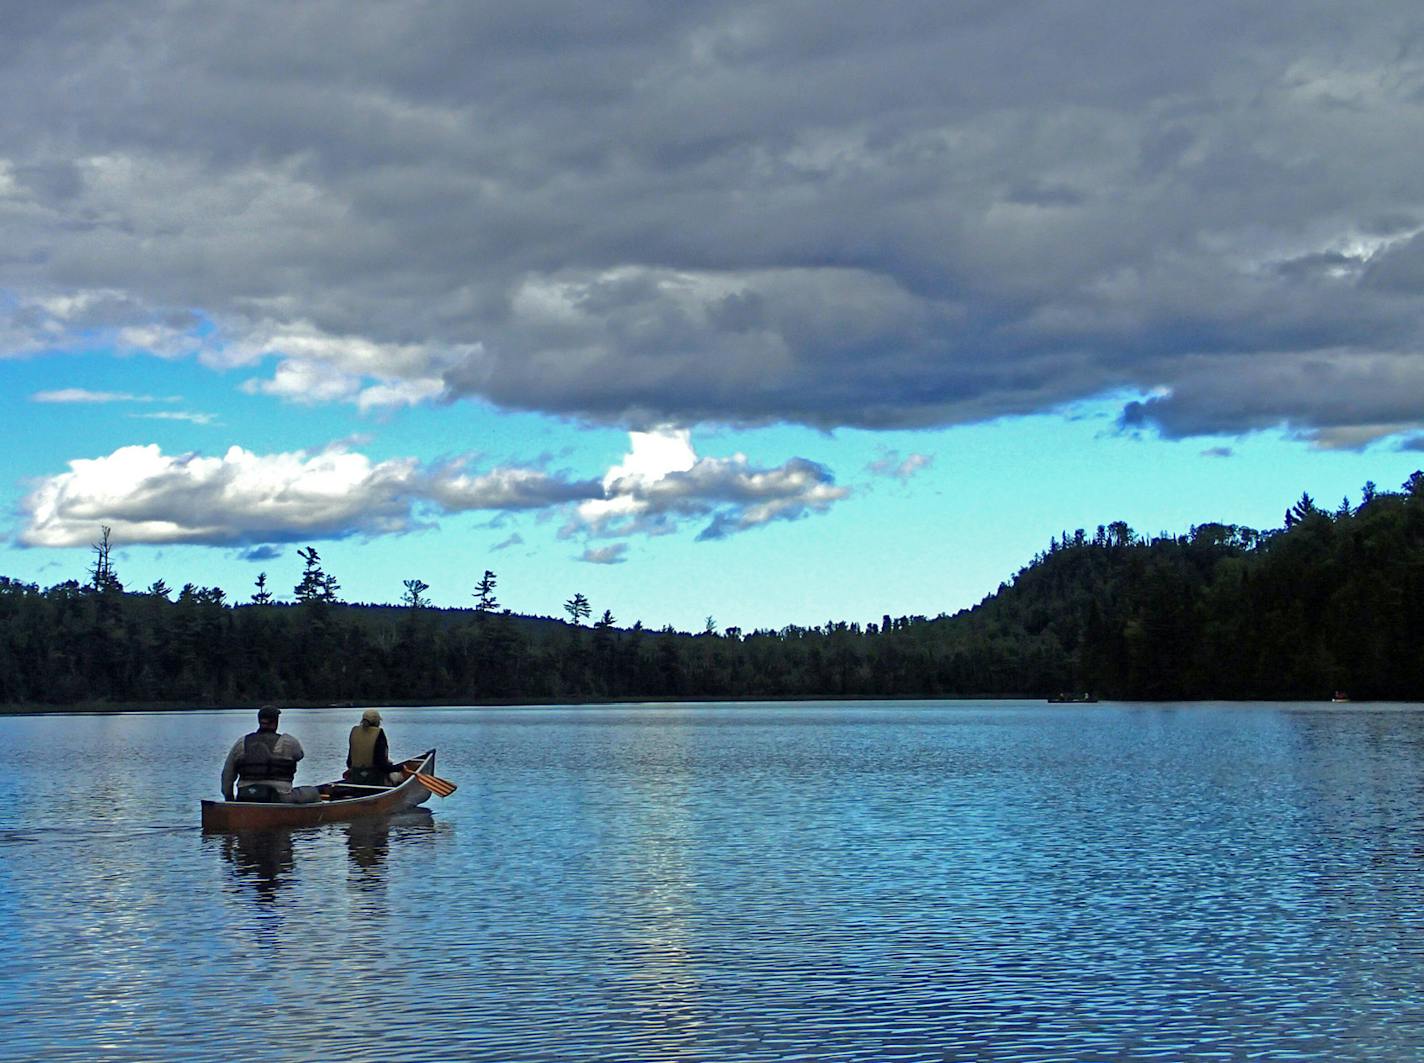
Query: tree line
3,473,1424,707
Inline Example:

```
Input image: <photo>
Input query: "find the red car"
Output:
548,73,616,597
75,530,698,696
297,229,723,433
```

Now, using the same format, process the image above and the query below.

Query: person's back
347,708,403,786
222,705,320,803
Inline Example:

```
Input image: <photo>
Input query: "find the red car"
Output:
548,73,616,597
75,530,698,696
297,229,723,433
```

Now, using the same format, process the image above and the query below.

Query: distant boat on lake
1048,692,1098,704
1332,692,1351,703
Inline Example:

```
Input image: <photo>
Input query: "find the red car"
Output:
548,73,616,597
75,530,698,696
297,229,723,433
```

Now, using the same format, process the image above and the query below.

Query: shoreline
1,694,1412,716
0,693,1025,716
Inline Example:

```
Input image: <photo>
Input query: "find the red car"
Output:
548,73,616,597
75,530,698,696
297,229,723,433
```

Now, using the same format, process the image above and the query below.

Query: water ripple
4,702,1424,1060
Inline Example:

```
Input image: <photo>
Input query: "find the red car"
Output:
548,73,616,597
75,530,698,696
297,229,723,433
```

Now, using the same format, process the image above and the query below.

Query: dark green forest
4,473,1424,708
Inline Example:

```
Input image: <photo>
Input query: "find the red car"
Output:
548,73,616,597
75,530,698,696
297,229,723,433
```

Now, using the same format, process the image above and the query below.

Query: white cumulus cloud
22,444,423,547
574,428,849,541
20,443,602,547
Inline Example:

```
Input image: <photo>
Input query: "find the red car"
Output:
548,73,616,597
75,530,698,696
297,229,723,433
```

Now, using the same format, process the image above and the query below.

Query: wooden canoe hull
201,749,437,831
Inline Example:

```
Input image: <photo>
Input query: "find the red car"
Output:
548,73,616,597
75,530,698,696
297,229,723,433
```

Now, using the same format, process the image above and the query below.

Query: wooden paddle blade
414,770,457,797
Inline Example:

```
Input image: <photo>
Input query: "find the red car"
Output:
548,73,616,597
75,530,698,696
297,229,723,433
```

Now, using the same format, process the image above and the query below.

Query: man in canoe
221,705,321,803
346,708,405,786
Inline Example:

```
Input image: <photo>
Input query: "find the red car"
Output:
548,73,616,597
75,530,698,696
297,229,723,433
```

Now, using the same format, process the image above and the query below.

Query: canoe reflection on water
218,809,438,901
345,810,438,875
220,828,296,903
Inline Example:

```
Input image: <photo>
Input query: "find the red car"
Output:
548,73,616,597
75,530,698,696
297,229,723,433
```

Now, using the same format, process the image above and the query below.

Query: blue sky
3,3,1424,632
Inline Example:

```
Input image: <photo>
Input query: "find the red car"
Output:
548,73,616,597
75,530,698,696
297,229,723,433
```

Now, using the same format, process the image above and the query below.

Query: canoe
201,748,437,831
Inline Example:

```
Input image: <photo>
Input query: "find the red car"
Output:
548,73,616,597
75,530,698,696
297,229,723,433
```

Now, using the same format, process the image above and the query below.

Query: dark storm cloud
1119,350,1424,446
5,1,1424,440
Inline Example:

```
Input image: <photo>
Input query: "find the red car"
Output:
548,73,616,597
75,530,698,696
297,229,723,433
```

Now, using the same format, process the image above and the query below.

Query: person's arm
220,740,242,800
375,729,394,772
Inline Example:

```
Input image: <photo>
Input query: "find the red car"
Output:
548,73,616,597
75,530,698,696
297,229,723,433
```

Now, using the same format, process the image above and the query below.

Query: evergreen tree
1285,492,1318,528
564,592,591,625
473,570,499,612
251,572,273,605
294,547,325,602
294,548,339,603
90,526,122,593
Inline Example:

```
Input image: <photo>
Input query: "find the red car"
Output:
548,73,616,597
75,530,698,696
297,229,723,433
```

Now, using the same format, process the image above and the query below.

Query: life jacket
348,723,381,769
236,731,297,782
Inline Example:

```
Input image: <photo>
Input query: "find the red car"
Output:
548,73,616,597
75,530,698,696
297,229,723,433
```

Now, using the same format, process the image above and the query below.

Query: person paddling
222,705,321,803
346,709,404,786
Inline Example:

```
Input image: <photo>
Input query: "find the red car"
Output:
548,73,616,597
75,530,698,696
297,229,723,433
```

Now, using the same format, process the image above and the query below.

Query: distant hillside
927,473,1424,700
2,473,1422,707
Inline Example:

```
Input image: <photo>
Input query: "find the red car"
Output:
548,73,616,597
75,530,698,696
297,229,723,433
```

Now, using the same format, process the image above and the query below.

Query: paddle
402,762,457,797
414,771,457,797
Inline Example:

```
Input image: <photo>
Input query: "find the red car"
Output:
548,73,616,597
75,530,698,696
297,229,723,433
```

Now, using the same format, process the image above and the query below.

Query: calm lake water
5,701,1424,1061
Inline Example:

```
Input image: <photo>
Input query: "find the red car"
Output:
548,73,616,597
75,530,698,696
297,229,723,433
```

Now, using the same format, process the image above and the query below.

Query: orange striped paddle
407,768,457,797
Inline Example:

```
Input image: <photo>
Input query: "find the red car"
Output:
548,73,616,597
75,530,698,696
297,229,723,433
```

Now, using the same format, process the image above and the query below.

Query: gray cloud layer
4,3,1424,439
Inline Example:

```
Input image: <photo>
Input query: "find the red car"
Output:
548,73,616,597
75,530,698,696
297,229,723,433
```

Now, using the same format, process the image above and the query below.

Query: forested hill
943,474,1424,700
2,473,1423,708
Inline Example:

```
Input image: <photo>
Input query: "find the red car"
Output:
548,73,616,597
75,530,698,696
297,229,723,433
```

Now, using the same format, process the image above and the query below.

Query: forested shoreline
4,473,1424,709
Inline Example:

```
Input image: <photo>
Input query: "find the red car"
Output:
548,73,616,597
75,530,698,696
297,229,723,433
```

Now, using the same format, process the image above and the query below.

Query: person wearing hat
221,705,320,803
346,709,404,786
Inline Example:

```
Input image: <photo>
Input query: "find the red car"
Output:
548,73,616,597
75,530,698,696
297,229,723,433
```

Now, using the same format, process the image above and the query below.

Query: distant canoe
201,749,437,831
1331,692,1351,703
1048,693,1098,704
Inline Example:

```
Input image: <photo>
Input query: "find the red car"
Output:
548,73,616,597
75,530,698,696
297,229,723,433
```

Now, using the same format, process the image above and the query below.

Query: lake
4,701,1424,1061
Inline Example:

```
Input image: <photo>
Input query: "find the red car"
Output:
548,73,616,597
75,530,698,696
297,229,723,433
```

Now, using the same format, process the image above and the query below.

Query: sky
3,1,1424,632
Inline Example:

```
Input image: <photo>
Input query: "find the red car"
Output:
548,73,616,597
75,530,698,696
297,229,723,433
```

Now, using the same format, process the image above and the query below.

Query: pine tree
564,592,591,625
473,570,499,613
90,526,122,593
294,547,329,603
